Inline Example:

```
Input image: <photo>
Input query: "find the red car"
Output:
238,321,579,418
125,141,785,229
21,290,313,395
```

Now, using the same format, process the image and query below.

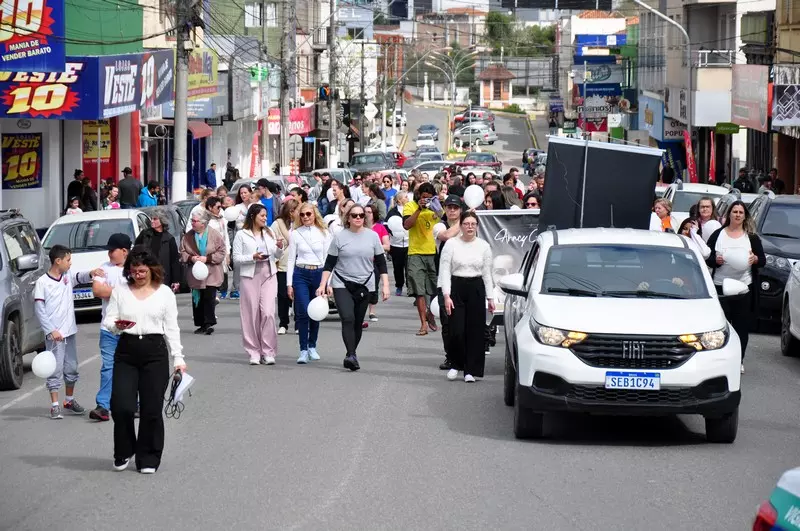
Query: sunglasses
299,212,313,218
349,212,365,219
526,202,539,207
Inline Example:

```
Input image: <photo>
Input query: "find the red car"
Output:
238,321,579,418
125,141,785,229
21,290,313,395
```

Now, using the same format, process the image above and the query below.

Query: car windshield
671,191,722,212
353,154,384,164
541,244,710,299
761,204,800,239
467,153,495,162
419,125,436,131
43,219,135,252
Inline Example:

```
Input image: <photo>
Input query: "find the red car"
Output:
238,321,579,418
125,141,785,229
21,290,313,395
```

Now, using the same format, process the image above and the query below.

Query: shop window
347,27,365,39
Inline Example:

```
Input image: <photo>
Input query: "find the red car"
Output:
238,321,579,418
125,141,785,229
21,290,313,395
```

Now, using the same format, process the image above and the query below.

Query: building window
493,81,502,100
245,3,263,27
347,27,365,39
266,3,278,27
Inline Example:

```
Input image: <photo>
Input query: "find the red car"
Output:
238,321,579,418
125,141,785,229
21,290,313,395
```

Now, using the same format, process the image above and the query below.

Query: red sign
731,65,769,133
683,130,698,183
577,117,608,133
249,131,260,178
708,131,716,183
267,105,315,135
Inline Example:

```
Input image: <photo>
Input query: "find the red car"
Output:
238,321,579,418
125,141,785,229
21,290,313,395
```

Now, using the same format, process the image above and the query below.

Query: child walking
34,245,104,419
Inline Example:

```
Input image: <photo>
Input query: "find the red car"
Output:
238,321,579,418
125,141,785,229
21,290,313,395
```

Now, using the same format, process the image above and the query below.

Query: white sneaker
265,356,276,365
249,359,260,366
139,468,156,474
278,327,287,335
740,364,745,374
308,347,320,361
113,457,131,471
464,374,476,383
447,369,458,381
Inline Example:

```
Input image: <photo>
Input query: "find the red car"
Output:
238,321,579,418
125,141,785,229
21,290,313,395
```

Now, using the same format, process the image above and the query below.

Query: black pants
276,271,291,329
389,246,408,289
333,288,370,357
449,277,487,377
717,287,752,360
111,334,171,470
220,272,229,293
192,286,217,328
438,289,455,363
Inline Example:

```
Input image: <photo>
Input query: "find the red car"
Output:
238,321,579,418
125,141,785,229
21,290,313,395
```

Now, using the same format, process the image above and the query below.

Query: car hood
761,234,800,259
531,295,726,335
69,250,111,282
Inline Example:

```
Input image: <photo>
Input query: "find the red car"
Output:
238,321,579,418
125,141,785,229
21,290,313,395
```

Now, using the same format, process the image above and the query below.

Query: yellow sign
82,120,111,160
186,49,219,100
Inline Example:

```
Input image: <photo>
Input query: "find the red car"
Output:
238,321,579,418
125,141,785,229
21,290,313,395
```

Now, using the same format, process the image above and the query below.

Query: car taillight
753,500,777,531
484,133,489,138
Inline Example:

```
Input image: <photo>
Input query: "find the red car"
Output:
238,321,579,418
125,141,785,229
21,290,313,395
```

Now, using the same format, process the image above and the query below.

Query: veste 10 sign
0,0,66,72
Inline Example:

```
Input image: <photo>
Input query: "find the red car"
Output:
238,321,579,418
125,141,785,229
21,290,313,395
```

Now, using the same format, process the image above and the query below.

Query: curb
526,114,539,150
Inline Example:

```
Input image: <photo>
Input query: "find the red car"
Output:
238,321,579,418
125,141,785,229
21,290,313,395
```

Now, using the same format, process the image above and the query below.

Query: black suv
747,194,800,326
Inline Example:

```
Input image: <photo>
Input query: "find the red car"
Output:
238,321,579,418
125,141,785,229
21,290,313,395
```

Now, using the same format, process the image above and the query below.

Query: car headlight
679,327,729,351
529,318,587,347
766,254,791,270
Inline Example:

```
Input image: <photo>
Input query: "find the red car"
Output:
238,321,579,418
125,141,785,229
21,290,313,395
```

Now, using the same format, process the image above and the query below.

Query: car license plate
605,371,661,390
73,289,93,301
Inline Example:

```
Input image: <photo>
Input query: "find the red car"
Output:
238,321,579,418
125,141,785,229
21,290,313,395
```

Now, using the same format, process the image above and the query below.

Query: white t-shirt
714,230,752,286
95,261,125,331
33,270,91,337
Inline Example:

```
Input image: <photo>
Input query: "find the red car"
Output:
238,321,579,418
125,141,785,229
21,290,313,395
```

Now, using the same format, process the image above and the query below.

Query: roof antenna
609,204,615,228
579,135,589,228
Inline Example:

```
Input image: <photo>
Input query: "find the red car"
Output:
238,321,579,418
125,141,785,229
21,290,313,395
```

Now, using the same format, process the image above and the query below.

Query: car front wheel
0,319,23,390
705,408,738,443
513,384,544,439
781,301,800,357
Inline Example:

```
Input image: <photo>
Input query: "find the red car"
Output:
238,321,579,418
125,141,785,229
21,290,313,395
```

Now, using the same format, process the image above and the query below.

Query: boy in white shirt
88,234,131,422
34,245,104,419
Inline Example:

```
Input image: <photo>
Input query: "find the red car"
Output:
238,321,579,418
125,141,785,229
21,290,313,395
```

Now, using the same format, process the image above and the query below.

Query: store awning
148,120,213,139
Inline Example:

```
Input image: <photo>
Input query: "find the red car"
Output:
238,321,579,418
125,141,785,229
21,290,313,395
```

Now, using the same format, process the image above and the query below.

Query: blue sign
577,83,621,97
98,50,174,118
549,98,564,113
304,136,316,143
575,34,627,47
0,0,66,72
639,95,664,141
658,140,686,178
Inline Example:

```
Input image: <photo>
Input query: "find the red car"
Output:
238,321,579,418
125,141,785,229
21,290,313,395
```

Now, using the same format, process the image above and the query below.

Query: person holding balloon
180,210,227,336
286,203,331,364
432,195,464,372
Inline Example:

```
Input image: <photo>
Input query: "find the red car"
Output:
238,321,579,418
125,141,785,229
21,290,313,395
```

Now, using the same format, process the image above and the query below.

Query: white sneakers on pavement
265,356,276,365
278,327,287,335
464,374,476,383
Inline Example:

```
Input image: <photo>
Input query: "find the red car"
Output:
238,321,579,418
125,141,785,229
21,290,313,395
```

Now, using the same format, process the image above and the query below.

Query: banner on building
684,130,698,183
249,131,260,178
475,210,540,311
82,120,111,160
267,106,316,135
163,71,227,119
186,48,218,100
708,131,716,183
99,50,174,118
657,140,686,180
731,65,769,132
0,0,66,73
572,63,624,85
2,133,42,189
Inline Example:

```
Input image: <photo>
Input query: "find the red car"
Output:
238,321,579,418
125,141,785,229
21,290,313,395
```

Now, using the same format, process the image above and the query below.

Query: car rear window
467,153,496,162
761,204,800,240
671,191,723,212
44,219,135,252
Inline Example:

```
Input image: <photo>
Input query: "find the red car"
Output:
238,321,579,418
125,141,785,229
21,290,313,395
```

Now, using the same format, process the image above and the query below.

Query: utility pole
280,0,296,174
380,45,388,149
260,0,270,176
328,0,338,168
359,40,366,152
171,0,191,201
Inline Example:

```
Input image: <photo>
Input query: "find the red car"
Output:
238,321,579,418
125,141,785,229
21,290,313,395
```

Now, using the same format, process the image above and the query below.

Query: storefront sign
772,65,800,127
657,140,686,179
572,63,624,85
715,122,740,134
684,130,698,183
186,48,218,100
163,71,227,119
549,97,564,113
82,120,111,160
2,132,42,189
99,50,174,118
267,105,315,135
0,0,66,73
639,95,663,140
663,119,684,141
731,65,769,132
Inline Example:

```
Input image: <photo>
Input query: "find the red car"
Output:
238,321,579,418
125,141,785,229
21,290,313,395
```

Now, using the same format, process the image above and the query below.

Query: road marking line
0,353,100,413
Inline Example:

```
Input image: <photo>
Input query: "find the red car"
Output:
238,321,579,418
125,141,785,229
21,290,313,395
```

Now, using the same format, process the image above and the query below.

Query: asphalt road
1,287,798,530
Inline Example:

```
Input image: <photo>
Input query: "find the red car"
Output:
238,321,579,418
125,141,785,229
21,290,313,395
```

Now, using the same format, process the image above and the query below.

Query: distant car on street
457,152,502,172
348,152,396,172
416,124,440,141
415,133,436,148
453,123,498,146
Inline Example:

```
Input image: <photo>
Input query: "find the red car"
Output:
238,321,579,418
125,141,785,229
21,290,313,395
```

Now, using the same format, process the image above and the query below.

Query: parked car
715,189,762,224
412,160,451,180
42,210,150,313
0,209,47,390
456,152,502,172
417,124,440,141
417,152,444,162
173,199,200,224
415,133,436,147
452,124,498,146
454,107,494,127
348,152,396,172
662,181,728,221
304,168,353,184
499,228,741,442
752,467,800,530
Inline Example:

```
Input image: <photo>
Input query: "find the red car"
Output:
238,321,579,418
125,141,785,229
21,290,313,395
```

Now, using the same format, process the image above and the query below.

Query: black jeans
220,272,229,294
276,271,291,329
449,277,487,377
389,246,408,290
192,286,217,328
717,287,752,361
437,289,455,363
333,288,370,357
111,334,171,470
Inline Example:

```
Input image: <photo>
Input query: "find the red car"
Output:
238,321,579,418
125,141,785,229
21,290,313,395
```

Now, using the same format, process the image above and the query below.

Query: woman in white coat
649,198,681,233
232,203,284,365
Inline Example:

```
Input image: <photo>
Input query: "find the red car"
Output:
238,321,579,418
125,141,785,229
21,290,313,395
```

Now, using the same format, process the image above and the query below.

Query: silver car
453,124,498,145
0,210,47,390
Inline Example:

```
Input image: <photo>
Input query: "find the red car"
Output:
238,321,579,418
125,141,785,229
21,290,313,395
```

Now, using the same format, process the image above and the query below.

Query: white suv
499,228,743,442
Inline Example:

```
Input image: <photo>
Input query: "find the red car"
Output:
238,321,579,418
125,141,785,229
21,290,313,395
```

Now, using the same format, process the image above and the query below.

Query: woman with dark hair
439,211,495,383
367,182,387,221
135,209,181,291
233,203,284,365
327,180,351,216
180,210,226,335
228,184,257,299
696,196,722,240
103,247,185,474
317,178,334,215
271,198,299,334
705,201,765,373
81,177,98,211
483,190,505,210
522,192,540,209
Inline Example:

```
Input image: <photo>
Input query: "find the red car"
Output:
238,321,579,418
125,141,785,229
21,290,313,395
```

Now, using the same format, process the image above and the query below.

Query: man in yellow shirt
403,182,440,335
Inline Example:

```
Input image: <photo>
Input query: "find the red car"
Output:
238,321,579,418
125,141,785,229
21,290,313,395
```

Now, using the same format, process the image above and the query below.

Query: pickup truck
455,152,502,172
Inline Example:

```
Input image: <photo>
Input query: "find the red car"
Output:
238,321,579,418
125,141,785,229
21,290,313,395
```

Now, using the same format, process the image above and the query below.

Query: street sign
563,120,577,133
364,102,378,121
715,122,740,134
250,65,269,82
289,135,303,159
304,136,316,143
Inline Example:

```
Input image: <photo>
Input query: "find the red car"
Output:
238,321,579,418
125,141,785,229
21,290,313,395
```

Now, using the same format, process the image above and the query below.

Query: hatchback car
417,124,439,141
0,209,47,390
453,124,498,146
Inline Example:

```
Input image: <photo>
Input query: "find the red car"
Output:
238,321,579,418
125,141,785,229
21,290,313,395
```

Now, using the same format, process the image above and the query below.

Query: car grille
570,334,696,370
566,385,696,404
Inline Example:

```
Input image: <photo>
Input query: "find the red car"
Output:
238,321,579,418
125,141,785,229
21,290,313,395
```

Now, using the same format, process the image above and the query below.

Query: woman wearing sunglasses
287,203,331,364
316,204,390,371
522,192,541,209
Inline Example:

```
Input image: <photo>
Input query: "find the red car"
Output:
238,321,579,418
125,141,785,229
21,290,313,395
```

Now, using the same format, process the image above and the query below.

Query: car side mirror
14,253,40,272
721,278,749,297
498,273,527,298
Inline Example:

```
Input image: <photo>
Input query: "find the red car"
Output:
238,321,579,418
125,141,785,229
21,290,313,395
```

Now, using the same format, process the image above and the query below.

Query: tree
484,13,555,57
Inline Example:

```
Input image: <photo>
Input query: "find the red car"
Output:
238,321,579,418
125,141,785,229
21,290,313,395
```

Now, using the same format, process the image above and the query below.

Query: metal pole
260,0,270,176
328,0,338,168
171,0,190,201
96,126,101,194
391,42,398,143
381,71,388,149
280,0,296,175
582,60,587,139
360,41,366,152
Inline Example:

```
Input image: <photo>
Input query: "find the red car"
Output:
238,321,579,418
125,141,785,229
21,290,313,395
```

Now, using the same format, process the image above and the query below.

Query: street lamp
426,48,479,141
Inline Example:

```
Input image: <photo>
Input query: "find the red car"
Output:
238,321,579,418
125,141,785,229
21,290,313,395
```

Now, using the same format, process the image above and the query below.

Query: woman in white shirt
705,201,765,372
286,203,331,364
233,203,284,365
228,185,257,299
439,212,495,383
103,248,185,474
271,198,299,335
696,196,722,242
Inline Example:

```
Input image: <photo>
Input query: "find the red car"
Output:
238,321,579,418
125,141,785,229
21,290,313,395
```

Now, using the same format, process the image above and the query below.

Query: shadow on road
19,454,110,472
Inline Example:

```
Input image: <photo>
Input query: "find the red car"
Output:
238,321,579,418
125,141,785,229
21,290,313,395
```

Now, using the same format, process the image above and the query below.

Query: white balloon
387,215,404,234
723,248,750,271
192,261,209,281
463,185,484,209
430,296,439,316
308,296,330,321
223,207,239,222
32,351,56,379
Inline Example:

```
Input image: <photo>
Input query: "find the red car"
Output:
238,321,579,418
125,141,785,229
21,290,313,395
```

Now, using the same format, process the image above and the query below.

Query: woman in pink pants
232,204,285,365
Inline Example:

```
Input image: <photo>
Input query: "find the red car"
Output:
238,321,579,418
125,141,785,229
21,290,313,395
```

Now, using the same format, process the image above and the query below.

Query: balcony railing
692,49,735,67
312,27,328,48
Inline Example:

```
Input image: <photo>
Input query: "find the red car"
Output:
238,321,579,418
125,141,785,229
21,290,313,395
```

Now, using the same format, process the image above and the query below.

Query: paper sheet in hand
174,373,195,402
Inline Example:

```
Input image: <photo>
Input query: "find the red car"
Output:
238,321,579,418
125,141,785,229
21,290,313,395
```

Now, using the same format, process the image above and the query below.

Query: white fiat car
499,228,743,442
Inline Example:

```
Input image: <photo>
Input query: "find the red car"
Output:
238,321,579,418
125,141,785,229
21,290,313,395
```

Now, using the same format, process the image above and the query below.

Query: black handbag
335,271,373,301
